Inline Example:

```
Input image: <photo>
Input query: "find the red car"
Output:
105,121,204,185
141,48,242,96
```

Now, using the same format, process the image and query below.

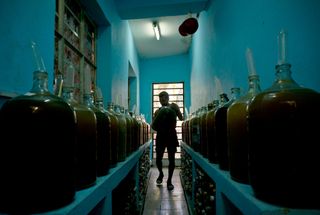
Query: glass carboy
0,43,76,213
227,48,261,184
247,30,320,209
61,61,97,190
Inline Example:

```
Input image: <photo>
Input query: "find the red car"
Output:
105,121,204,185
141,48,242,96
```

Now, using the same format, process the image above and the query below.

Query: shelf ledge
31,141,151,215
181,142,320,215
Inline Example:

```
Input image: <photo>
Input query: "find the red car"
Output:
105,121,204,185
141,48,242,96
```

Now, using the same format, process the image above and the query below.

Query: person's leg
167,146,176,190
156,145,165,184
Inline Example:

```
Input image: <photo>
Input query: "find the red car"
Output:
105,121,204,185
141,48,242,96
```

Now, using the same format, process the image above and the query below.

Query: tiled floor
142,166,190,215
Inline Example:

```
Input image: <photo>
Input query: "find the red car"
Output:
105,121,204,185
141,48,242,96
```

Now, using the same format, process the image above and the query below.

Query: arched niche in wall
128,61,137,113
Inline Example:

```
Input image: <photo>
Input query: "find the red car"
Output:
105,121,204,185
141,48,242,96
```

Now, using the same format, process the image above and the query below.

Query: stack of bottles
0,43,152,214
181,30,320,209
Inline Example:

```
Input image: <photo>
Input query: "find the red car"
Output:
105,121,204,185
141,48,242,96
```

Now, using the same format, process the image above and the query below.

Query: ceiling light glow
153,22,161,40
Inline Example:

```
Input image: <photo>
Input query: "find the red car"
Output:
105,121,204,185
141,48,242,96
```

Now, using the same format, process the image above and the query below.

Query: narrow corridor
142,167,190,215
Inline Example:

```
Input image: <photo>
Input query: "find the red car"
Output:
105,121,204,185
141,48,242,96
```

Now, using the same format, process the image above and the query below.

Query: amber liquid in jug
228,48,262,184
214,92,234,170
0,42,76,213
0,70,76,213
114,104,127,162
206,100,219,163
83,66,110,177
247,31,320,209
228,75,261,184
107,102,120,167
61,62,97,190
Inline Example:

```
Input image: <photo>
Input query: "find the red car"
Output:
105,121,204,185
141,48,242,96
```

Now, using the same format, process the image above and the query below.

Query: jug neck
230,87,241,100
30,70,49,93
62,87,76,102
248,75,261,94
272,63,300,89
83,93,95,107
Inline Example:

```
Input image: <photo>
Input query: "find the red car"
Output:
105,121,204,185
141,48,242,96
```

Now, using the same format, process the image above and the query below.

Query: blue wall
190,0,320,111
139,53,191,124
0,0,140,112
2,0,319,119
0,0,55,94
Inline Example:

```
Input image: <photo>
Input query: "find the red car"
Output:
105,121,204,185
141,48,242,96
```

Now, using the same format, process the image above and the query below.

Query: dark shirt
152,106,179,148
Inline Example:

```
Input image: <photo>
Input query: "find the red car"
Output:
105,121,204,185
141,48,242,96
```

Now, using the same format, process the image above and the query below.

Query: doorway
152,82,184,166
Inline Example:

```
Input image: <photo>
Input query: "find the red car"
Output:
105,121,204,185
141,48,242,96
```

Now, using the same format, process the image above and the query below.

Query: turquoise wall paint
129,62,138,112
96,0,140,110
0,0,140,112
0,0,55,95
129,76,138,112
140,53,191,124
190,0,320,111
96,25,112,103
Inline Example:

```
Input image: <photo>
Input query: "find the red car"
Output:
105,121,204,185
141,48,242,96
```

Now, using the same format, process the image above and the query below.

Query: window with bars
54,0,97,103
152,82,184,162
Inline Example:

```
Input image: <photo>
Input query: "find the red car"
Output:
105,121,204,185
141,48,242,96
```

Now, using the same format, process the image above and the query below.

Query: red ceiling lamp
179,14,199,36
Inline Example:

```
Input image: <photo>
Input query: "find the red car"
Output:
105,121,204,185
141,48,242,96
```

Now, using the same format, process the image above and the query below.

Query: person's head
159,91,169,106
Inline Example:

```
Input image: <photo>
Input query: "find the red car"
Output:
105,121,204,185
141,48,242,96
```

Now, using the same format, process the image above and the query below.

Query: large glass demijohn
61,61,97,190
247,30,320,209
227,48,261,184
0,42,76,213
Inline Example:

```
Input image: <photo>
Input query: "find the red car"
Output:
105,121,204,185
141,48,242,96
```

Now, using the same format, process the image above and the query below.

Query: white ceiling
115,0,209,59
129,15,194,59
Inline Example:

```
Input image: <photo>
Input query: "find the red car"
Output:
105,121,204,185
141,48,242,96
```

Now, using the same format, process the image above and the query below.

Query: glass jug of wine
61,60,97,190
247,30,320,209
0,42,76,213
227,48,262,184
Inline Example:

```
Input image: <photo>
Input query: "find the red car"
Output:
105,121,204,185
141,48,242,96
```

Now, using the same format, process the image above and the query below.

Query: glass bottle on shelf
121,107,132,157
61,60,97,190
139,113,145,145
124,108,134,156
247,30,320,209
83,65,110,176
202,102,214,159
187,111,194,147
129,111,139,152
199,106,208,157
114,104,127,162
215,88,240,170
0,43,76,213
227,48,262,184
190,109,201,152
94,87,118,170
136,114,143,146
107,101,119,167
141,114,148,144
206,99,219,163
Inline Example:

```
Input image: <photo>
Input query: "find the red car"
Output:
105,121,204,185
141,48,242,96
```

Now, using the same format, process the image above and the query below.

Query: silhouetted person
151,91,183,190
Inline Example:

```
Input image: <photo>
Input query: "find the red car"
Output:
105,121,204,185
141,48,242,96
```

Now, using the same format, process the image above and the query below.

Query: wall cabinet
180,142,320,215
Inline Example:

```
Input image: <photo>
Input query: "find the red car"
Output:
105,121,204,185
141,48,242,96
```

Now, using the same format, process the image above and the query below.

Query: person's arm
151,108,160,131
170,103,184,120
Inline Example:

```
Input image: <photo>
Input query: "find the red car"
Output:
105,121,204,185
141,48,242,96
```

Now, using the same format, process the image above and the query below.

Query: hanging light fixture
179,14,199,37
153,21,161,40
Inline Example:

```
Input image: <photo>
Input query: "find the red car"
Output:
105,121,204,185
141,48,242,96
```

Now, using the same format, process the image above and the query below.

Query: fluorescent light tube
153,22,160,40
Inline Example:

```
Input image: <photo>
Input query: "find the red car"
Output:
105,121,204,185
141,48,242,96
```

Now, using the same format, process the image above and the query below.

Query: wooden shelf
181,142,320,215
